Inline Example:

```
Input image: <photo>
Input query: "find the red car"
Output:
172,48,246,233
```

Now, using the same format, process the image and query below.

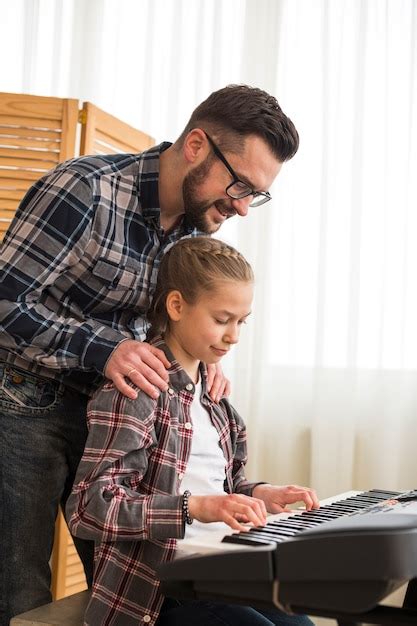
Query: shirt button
185,383,193,391
178,472,184,480
184,422,192,430
167,388,174,395
143,616,151,624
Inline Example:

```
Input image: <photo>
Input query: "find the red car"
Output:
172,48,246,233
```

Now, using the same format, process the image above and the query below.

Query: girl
66,237,318,626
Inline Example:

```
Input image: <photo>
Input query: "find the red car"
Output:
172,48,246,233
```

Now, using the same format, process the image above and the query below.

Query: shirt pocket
91,259,139,292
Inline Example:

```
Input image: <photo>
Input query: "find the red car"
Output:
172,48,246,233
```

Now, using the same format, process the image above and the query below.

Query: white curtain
1,0,417,500
233,0,417,499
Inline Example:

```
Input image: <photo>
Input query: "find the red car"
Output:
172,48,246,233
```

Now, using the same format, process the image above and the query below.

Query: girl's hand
206,362,231,402
252,484,320,513
188,493,267,532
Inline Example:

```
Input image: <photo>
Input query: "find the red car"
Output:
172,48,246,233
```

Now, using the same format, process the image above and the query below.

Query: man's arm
0,168,170,393
0,167,124,373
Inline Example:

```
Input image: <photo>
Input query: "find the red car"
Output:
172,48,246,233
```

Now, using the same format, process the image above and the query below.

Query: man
0,84,299,623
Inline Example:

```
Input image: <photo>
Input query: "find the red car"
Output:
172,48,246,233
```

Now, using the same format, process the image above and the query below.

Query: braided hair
147,237,254,340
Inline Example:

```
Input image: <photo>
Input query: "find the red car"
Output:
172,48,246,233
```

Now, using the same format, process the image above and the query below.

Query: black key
255,526,296,537
370,489,402,496
222,534,275,547
324,504,360,512
397,490,417,502
249,530,295,541
344,497,380,505
280,519,322,528
269,519,321,530
368,489,401,498
300,511,344,520
250,527,295,536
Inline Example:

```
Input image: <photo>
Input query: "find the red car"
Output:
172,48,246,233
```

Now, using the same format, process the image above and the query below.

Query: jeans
156,598,315,626
0,363,94,626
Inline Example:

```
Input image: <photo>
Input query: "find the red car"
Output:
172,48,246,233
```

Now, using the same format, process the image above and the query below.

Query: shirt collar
138,142,171,221
138,142,196,236
150,335,210,397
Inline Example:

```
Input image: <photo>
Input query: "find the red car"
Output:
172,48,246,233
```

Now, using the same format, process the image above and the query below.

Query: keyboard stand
293,582,417,626
403,577,417,609
294,603,417,626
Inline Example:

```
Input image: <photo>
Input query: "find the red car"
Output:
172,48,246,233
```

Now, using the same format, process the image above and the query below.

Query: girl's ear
166,290,184,321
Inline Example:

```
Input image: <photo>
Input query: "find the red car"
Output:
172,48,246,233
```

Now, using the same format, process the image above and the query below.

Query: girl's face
169,280,253,369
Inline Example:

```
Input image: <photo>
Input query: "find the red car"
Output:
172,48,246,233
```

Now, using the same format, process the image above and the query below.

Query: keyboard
159,488,417,616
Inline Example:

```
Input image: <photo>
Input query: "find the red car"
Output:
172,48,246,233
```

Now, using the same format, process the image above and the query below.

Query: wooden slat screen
0,93,78,239
51,512,88,600
79,101,154,156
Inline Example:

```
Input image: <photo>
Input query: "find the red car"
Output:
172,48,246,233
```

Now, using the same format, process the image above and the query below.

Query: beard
182,157,236,234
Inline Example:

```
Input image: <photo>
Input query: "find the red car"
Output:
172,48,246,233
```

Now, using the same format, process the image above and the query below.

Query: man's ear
183,128,209,165
166,290,184,321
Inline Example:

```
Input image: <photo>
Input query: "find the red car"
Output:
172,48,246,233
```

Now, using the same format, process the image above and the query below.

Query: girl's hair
147,237,254,340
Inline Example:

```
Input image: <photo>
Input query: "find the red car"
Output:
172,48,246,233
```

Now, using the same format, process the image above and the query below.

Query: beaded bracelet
182,490,193,525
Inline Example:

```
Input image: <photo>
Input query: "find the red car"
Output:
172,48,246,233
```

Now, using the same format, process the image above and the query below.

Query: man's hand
188,493,267,532
105,340,171,400
206,362,231,402
252,484,320,514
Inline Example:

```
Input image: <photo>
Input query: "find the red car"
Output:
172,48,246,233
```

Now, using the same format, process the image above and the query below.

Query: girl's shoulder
88,380,160,425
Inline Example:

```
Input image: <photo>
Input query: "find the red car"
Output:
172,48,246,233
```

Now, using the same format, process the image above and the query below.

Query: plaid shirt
0,143,199,395
66,338,261,626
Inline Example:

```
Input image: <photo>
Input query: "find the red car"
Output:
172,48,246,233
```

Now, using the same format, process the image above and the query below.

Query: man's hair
177,84,299,161
147,236,254,340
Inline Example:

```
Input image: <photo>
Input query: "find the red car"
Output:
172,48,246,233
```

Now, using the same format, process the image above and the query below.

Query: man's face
182,135,282,234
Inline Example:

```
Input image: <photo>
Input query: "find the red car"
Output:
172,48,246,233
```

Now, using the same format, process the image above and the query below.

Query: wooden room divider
79,101,154,156
0,93,78,240
0,92,154,240
0,91,154,600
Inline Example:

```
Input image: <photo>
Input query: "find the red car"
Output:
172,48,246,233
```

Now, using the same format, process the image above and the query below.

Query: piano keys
158,488,417,620
221,488,402,547
175,489,365,557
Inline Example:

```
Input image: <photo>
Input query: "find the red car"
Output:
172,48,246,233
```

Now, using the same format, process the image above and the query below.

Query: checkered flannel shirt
66,338,262,626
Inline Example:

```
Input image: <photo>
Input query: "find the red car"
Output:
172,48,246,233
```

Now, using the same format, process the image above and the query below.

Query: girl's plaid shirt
66,338,263,626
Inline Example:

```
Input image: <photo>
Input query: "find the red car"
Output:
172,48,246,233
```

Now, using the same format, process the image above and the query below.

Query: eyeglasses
203,131,272,208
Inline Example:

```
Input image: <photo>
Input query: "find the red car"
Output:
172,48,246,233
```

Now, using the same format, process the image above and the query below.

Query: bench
10,590,90,625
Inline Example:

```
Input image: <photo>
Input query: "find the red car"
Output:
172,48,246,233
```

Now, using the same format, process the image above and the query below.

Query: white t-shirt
177,378,228,541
